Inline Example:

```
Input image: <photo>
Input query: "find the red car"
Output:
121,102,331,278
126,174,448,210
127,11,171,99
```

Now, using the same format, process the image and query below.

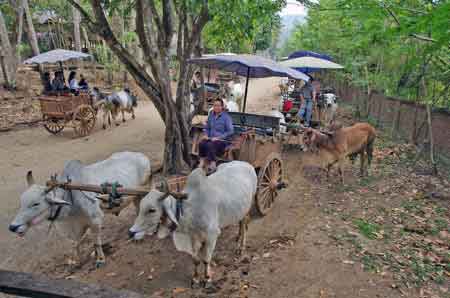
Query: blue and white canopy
188,54,310,82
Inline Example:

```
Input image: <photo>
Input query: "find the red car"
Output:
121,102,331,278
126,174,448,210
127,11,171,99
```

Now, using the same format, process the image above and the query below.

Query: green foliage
203,0,285,53
353,218,380,239
281,0,450,107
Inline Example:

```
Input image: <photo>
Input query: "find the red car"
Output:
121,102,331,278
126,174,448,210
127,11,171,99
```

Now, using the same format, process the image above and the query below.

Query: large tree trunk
73,0,82,51
0,10,16,87
69,0,208,174
22,0,39,56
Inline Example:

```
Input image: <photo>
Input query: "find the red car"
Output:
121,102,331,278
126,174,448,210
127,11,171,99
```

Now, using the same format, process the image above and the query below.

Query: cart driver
297,76,316,127
198,98,234,174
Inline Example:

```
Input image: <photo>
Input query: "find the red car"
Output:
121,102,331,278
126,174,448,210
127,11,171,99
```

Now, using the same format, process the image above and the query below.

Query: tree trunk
15,2,24,61
81,26,90,50
68,0,208,174
0,10,15,88
73,0,82,51
22,0,40,56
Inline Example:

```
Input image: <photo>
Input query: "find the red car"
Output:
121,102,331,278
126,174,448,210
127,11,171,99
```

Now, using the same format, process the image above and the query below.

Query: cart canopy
188,54,309,81
23,49,92,65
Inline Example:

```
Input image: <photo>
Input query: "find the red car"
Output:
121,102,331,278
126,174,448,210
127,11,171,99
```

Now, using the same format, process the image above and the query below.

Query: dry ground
0,78,448,298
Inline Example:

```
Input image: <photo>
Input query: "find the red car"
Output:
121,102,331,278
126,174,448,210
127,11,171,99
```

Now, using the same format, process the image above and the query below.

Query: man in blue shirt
199,98,234,173
297,76,316,127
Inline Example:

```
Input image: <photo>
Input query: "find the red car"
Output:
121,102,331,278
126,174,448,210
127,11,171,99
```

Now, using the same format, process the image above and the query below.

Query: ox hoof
191,279,201,289
102,125,106,130
203,280,218,293
122,119,126,123
95,260,106,269
115,123,120,127
132,115,136,119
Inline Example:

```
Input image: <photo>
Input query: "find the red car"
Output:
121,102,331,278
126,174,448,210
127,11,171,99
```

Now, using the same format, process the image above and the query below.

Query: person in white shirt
68,71,80,94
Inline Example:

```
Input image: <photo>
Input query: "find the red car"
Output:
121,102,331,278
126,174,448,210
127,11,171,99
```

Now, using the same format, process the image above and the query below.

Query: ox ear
26,171,35,186
162,199,178,226
46,193,71,206
47,197,71,205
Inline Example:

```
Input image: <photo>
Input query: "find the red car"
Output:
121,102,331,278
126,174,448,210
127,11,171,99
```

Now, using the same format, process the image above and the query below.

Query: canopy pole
242,67,250,113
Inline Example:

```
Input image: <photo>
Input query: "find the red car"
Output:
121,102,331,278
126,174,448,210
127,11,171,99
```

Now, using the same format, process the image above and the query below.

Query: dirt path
1,78,446,298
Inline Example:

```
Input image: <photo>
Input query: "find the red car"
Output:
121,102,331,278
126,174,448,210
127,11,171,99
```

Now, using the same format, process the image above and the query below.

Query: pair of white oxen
9,152,257,287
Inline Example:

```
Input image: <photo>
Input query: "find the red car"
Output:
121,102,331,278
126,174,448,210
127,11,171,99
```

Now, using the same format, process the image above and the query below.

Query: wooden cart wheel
73,105,96,137
43,116,64,134
255,152,283,216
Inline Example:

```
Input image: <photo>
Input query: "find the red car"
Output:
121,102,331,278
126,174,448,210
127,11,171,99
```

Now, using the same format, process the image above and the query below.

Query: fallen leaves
320,137,450,297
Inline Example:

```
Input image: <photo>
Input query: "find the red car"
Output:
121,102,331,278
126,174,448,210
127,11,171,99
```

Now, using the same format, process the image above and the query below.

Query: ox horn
26,171,35,186
157,178,188,201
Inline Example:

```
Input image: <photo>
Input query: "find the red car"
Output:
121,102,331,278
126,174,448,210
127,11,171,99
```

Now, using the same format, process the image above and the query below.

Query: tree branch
83,0,166,118
383,4,437,43
383,5,401,26
411,34,437,43
136,0,163,86
147,0,164,48
162,0,174,49
66,0,98,31
186,1,209,59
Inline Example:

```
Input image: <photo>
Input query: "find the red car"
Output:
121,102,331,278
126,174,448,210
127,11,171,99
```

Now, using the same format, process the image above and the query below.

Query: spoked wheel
255,153,284,216
43,116,65,134
73,104,96,137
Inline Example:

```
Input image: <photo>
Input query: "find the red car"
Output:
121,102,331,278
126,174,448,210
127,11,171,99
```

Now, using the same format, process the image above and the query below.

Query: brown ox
302,122,376,183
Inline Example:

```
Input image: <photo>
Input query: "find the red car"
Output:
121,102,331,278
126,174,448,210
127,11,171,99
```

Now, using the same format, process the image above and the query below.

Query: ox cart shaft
0,269,144,298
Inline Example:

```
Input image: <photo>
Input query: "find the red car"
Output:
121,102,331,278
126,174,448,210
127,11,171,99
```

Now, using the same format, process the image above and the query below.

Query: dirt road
1,78,440,298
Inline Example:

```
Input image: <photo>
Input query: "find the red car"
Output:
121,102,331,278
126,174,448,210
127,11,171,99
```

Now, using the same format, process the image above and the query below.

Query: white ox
267,109,287,134
322,93,338,125
228,81,243,104
92,88,138,129
129,161,257,287
9,152,151,267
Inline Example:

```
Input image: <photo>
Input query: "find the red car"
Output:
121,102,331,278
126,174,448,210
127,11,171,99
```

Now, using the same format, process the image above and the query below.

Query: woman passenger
198,98,234,173
68,71,79,95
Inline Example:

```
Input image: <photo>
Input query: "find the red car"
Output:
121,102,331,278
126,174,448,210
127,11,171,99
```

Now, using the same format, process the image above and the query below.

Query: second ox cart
23,49,98,137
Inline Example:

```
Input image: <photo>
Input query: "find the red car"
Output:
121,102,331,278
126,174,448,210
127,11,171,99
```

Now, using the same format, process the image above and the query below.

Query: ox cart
190,112,285,215
38,92,97,137
23,49,98,137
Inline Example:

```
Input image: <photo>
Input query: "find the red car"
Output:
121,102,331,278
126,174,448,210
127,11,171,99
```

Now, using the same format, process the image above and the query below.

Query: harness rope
100,181,123,209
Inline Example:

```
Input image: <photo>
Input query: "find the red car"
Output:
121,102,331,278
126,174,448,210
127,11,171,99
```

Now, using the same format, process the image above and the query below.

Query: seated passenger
42,72,53,95
52,71,67,92
198,98,234,173
79,74,89,90
68,71,79,95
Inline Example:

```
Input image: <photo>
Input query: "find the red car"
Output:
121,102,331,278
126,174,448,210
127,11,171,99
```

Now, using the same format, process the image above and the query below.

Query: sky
280,0,307,16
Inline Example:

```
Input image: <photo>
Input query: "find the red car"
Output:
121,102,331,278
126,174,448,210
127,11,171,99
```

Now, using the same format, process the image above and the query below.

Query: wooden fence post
391,100,402,139
426,104,438,175
376,98,383,127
